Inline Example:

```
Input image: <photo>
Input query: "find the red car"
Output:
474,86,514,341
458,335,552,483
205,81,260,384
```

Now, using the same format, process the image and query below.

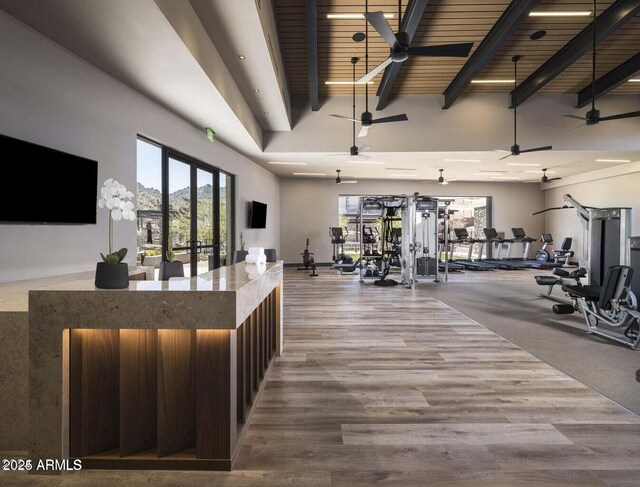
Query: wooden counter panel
119,330,157,457
157,330,196,457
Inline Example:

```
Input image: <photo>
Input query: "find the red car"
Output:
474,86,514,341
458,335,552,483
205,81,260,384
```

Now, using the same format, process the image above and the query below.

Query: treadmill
508,227,563,269
480,228,527,270
452,228,497,271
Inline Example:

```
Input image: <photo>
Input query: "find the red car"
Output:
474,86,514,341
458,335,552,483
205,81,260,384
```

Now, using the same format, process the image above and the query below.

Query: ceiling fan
330,55,408,138
438,169,449,185
541,168,561,183
564,0,640,129
358,1,473,84
497,55,552,160
335,169,357,184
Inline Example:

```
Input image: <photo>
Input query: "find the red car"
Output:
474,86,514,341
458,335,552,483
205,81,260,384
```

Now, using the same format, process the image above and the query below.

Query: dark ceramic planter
234,250,249,264
95,262,129,289
159,261,185,281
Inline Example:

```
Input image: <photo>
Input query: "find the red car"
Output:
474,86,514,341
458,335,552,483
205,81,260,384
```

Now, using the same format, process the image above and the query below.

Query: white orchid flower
98,178,136,257
98,199,105,208
111,208,123,221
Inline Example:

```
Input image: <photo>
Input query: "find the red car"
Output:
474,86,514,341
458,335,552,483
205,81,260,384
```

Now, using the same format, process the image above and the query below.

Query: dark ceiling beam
510,0,640,108
376,0,429,110
305,0,319,111
442,0,541,109
576,52,640,108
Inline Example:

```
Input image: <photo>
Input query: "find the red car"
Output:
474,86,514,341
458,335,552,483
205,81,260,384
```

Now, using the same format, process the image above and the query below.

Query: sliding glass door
137,138,234,278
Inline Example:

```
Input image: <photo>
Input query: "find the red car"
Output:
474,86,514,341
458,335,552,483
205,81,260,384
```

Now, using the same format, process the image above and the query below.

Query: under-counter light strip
595,159,631,163
529,11,592,17
471,79,515,84
629,79,640,82
327,13,394,19
325,81,374,85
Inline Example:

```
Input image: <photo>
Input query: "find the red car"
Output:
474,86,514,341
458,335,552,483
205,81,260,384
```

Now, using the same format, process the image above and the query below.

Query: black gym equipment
329,227,348,262
555,264,639,350
535,234,574,266
452,228,496,271
507,228,565,269
297,238,318,277
535,267,586,304
480,228,527,270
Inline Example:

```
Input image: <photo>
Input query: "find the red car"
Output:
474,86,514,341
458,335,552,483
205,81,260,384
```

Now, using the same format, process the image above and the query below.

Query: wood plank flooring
2,269,640,486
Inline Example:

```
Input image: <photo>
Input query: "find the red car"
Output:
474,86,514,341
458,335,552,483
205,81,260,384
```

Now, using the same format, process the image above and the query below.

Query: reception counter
27,261,283,471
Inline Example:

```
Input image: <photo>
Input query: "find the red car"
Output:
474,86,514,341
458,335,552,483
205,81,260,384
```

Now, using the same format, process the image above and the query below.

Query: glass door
196,168,218,274
168,157,193,277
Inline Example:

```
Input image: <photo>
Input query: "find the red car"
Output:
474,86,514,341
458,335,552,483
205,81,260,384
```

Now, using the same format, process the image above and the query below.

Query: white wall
0,12,279,284
280,178,545,263
544,170,640,264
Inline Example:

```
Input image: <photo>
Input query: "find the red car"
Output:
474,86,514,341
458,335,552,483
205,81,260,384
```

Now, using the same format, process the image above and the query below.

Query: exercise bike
553,265,639,349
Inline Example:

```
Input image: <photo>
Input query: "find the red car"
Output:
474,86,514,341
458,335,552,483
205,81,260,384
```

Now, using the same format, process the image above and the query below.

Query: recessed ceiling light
268,162,307,165
525,170,554,174
388,174,421,178
444,159,481,163
507,162,541,166
492,176,520,180
254,89,260,93
595,158,631,163
264,112,269,115
474,172,506,176
471,79,515,84
238,55,246,60
529,11,591,17
325,81,374,85
385,168,416,171
327,13,394,19
293,172,326,176
530,30,547,40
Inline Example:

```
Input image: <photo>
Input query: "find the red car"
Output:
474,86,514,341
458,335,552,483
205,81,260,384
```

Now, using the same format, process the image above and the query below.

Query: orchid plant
97,178,136,264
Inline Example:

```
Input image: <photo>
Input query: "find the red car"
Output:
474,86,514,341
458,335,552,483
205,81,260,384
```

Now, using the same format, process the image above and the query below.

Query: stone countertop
0,262,280,313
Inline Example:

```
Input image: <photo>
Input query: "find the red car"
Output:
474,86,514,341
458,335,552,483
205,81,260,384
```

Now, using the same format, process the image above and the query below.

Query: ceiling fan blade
372,114,409,124
549,177,562,182
499,153,513,161
330,114,360,122
364,11,399,49
358,125,370,138
519,146,553,154
599,110,640,122
327,153,347,157
358,57,393,83
562,114,585,121
356,153,371,160
359,145,371,152
408,43,473,58
567,124,586,134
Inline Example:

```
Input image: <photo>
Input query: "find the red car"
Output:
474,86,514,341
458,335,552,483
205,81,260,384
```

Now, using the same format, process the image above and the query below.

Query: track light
438,169,448,185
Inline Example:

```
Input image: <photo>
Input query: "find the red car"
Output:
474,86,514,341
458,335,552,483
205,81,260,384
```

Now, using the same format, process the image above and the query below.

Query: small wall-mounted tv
0,134,98,224
248,201,267,229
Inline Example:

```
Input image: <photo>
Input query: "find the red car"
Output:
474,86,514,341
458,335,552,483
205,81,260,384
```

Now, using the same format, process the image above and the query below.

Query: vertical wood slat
119,330,157,457
195,330,237,459
257,304,264,380
236,324,246,423
252,310,259,393
246,313,255,403
69,329,120,457
157,330,196,458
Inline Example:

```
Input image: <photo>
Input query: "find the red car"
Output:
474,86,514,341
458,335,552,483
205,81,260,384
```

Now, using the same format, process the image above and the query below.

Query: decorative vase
159,261,185,281
95,262,129,289
234,250,249,264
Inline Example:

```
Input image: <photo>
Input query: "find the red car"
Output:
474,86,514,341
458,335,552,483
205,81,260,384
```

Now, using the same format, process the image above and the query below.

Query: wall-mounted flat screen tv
248,201,267,229
0,134,98,224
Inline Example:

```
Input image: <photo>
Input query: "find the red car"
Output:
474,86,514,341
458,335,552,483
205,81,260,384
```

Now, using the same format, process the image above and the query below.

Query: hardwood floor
3,269,640,486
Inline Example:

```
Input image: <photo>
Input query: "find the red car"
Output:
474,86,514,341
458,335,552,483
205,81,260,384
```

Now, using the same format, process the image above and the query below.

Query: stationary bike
298,238,318,277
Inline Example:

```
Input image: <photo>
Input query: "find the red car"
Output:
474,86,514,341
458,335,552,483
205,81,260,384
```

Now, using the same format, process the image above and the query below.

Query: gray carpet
422,270,640,416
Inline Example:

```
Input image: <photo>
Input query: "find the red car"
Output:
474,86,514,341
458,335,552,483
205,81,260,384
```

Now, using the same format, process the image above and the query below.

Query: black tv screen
249,201,267,229
0,134,98,224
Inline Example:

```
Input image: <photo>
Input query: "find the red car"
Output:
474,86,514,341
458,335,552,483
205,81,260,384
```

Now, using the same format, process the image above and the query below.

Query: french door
166,153,220,277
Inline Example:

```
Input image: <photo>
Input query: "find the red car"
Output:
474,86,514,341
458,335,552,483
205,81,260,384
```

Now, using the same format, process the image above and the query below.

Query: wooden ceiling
273,0,640,100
